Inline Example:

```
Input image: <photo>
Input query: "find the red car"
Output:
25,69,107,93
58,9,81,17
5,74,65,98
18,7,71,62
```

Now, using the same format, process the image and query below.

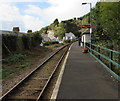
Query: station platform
56,42,119,100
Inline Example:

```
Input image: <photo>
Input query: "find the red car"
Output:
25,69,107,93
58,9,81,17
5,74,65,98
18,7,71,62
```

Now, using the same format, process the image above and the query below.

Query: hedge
2,32,42,57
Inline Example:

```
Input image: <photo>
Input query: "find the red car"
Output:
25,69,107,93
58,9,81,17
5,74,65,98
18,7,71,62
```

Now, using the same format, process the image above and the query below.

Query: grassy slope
2,46,53,80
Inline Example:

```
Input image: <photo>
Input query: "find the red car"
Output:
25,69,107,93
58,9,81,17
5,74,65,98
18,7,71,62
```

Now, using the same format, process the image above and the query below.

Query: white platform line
50,44,73,100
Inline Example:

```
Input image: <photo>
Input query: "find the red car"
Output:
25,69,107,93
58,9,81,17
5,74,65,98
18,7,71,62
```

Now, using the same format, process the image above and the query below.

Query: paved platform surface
57,42,119,100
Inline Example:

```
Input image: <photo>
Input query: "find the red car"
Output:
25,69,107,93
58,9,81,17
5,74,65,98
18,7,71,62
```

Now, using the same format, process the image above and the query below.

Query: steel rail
36,44,69,101
1,44,70,101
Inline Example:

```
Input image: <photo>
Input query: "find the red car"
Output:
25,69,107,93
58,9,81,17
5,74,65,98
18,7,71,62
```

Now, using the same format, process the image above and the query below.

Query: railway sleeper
23,87,43,91
31,78,48,80
8,95,38,100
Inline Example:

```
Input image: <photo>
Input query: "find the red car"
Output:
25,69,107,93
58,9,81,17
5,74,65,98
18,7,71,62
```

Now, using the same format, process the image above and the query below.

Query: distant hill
37,16,89,39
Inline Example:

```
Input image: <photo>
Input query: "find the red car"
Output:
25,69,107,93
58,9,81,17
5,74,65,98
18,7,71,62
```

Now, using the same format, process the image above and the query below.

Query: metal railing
86,43,120,81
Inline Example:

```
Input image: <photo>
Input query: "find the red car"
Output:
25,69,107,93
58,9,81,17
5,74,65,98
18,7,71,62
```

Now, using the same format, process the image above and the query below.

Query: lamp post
82,3,92,49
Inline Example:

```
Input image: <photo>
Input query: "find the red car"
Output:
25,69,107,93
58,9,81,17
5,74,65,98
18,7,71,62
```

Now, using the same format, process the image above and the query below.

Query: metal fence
86,43,120,81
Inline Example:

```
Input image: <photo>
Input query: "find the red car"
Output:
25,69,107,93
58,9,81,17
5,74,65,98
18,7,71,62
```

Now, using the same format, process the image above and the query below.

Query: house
42,37,51,42
64,32,76,40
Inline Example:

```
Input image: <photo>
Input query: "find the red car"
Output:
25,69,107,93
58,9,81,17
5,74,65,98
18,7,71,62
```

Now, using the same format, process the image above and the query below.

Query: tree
55,23,67,39
91,2,120,41
53,19,59,26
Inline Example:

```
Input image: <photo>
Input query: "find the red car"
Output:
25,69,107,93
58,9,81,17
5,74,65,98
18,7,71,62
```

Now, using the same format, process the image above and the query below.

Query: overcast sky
0,0,99,32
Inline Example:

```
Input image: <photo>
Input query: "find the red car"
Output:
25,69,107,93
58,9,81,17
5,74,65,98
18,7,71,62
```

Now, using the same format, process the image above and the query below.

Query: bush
71,39,77,42
51,41,59,44
22,32,42,49
43,41,51,46
3,54,27,64
31,31,42,47
43,41,59,46
64,39,71,43
64,39,77,43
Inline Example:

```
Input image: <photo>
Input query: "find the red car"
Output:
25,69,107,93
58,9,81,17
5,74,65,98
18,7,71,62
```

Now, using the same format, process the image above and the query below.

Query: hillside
38,17,85,39
37,1,120,51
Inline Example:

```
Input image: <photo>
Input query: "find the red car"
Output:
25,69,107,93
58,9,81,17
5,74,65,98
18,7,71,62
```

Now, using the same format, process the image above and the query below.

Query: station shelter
81,25,91,52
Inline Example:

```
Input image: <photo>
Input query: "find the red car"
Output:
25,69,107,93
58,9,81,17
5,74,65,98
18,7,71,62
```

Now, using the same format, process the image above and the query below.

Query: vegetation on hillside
78,2,120,51
93,2,120,52
77,1,120,75
91,2,120,41
39,2,119,43
38,18,82,39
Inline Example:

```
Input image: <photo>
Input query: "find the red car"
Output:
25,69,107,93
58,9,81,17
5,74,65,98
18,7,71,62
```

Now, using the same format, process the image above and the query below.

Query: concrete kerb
50,43,73,100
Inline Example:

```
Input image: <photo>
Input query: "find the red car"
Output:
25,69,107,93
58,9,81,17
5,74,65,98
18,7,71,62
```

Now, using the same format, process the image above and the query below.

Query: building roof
81,24,91,28
65,32,76,37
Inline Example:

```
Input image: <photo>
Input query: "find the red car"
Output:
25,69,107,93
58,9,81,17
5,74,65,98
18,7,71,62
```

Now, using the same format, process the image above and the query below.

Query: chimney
27,30,32,33
13,27,20,32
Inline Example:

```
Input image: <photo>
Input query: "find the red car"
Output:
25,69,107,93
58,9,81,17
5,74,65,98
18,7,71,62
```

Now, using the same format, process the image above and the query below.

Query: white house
64,32,76,40
42,37,51,42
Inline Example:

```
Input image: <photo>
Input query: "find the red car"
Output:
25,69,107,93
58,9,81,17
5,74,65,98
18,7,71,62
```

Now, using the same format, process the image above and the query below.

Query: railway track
1,44,70,101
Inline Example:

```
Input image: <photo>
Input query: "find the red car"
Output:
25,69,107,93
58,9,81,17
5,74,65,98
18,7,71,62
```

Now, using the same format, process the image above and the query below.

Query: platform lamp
82,2,92,50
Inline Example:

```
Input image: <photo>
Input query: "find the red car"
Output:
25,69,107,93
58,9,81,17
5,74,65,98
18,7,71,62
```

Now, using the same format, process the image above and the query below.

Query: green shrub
71,39,77,42
2,61,32,79
43,41,52,46
64,39,71,43
3,54,27,64
43,41,59,46
51,41,59,44
31,31,42,47
20,62,32,68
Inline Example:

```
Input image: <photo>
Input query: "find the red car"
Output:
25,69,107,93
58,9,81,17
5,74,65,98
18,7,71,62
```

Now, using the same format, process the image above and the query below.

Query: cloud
24,5,43,16
43,0,92,22
0,2,25,31
0,2,45,32
38,0,98,23
0,2,21,22
0,0,48,3
0,0,99,32
22,15,44,31
23,5,47,31
23,0,97,23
